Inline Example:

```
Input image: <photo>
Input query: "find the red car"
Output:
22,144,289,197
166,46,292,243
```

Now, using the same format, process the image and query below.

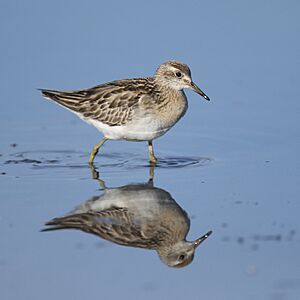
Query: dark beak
194,230,213,248
190,82,210,101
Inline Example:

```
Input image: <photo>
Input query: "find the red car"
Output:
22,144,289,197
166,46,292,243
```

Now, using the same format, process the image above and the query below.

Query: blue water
1,1,300,299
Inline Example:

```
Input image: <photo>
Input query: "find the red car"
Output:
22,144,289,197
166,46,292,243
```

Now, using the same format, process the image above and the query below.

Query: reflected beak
194,230,213,248
190,82,210,101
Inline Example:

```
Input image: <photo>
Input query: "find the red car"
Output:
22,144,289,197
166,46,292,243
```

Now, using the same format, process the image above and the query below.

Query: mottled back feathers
43,207,162,249
40,77,159,126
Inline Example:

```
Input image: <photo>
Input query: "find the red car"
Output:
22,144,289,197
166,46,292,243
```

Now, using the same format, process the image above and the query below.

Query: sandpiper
42,171,212,268
40,61,210,163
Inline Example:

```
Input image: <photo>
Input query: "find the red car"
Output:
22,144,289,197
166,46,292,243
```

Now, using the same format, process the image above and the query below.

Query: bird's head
155,61,210,101
158,230,212,268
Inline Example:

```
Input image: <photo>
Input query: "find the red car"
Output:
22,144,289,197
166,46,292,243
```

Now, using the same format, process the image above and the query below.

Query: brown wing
42,207,158,249
40,78,157,126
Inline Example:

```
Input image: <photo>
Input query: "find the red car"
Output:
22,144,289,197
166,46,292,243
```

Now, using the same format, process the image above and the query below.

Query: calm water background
1,1,300,299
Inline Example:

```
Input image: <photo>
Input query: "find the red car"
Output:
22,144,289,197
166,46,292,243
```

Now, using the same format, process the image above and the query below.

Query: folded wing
42,207,158,249
40,78,156,126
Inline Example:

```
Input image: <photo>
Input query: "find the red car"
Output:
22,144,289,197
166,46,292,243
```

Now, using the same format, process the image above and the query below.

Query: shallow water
1,134,299,299
1,1,300,300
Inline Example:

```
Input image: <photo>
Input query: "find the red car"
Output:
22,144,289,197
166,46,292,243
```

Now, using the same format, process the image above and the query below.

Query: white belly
72,91,187,141
87,116,170,141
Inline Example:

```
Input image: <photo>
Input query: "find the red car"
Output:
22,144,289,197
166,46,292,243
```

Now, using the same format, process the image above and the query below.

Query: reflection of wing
42,207,159,249
40,78,157,126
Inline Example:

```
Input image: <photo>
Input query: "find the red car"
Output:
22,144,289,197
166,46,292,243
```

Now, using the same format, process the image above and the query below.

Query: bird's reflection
42,165,212,268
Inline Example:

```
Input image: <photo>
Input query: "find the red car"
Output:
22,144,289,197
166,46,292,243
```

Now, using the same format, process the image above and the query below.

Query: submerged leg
89,138,107,163
148,141,158,164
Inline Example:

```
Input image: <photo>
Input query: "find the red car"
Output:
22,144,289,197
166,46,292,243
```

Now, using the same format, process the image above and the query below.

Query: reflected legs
89,162,107,189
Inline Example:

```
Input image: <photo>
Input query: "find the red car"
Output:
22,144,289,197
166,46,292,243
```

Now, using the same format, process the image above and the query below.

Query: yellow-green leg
89,138,107,163
148,141,158,164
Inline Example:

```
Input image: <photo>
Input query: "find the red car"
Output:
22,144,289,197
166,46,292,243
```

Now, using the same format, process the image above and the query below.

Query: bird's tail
39,89,86,111
40,214,89,232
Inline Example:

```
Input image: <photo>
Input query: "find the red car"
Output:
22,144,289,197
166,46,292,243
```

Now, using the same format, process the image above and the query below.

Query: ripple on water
3,150,213,176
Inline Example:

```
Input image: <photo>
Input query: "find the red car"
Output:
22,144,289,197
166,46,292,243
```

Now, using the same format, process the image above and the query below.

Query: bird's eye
179,254,185,261
175,72,182,78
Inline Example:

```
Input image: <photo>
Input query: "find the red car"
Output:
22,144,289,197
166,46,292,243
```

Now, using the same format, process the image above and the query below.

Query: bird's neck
156,85,188,119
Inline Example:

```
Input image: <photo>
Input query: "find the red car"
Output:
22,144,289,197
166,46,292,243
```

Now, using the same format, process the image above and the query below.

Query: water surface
1,1,300,300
